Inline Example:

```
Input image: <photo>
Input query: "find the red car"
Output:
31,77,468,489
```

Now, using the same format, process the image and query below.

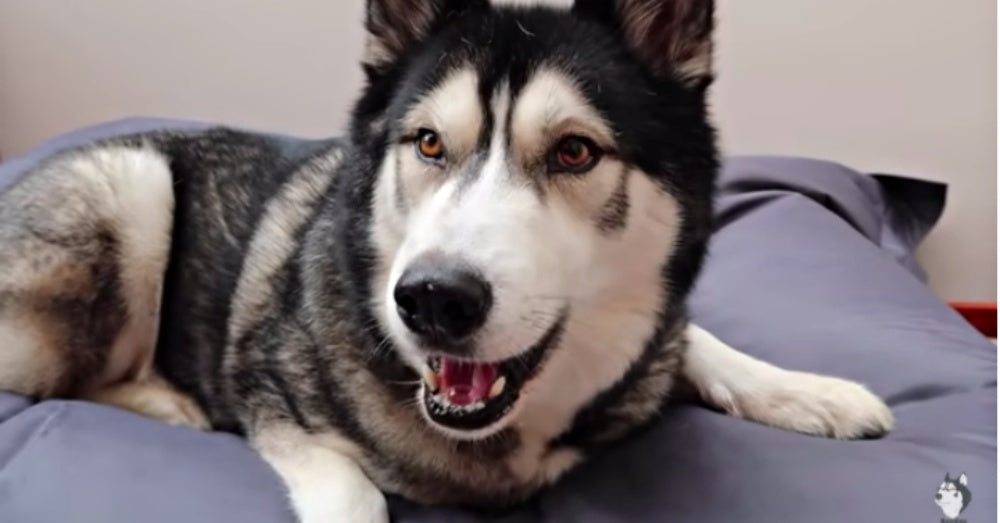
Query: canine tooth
489,376,506,399
422,367,438,391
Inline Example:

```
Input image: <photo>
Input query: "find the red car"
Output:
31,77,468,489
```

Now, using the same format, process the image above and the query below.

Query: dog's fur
0,1,893,521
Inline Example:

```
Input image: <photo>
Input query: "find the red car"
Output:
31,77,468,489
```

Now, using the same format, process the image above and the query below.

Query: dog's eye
416,129,445,162
549,136,601,174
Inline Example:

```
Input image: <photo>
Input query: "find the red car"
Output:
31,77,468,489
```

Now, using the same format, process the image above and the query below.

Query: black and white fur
0,1,893,521
935,473,971,520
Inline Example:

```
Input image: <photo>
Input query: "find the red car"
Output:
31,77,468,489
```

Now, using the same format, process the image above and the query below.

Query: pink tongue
438,359,497,406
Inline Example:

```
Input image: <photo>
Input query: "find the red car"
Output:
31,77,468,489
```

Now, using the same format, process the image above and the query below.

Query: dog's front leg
682,323,894,439
253,424,389,523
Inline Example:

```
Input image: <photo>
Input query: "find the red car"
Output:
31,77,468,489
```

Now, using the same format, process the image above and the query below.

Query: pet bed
0,118,995,522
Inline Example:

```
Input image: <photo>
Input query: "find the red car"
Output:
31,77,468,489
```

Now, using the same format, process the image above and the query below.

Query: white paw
727,371,894,439
255,426,389,523
294,477,389,523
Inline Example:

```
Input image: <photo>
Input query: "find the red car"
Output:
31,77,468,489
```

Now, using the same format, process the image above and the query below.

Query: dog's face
935,473,969,518
350,0,717,440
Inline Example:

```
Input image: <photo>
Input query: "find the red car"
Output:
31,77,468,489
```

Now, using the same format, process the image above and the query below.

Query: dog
935,473,971,521
0,1,894,521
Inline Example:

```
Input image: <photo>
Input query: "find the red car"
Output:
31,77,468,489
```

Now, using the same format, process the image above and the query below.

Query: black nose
393,261,491,346
935,493,942,500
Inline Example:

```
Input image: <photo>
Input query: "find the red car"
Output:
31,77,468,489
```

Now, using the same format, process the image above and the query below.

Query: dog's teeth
489,376,506,399
422,366,438,392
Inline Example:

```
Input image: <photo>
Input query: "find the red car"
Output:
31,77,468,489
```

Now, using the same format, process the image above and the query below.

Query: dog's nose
394,261,491,346
935,493,942,500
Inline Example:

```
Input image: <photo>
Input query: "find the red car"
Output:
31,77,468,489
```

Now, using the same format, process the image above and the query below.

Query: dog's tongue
438,359,497,406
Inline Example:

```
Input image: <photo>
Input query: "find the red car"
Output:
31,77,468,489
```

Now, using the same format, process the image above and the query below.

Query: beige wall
0,0,367,149
713,0,997,302
0,0,995,300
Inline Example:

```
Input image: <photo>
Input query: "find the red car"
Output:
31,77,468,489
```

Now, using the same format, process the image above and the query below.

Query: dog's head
935,473,970,518
345,0,718,440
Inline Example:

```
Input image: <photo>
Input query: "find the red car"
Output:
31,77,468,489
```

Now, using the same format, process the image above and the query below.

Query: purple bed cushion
0,119,994,523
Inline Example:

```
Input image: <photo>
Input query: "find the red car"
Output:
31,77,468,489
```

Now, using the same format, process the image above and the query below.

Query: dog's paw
294,476,389,523
728,370,894,439
255,426,389,523
88,379,210,430
136,388,211,430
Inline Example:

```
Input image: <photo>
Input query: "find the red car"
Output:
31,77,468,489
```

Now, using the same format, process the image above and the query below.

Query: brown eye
550,136,601,174
416,129,444,161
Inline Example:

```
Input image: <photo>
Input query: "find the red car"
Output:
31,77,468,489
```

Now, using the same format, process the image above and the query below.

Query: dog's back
0,130,343,425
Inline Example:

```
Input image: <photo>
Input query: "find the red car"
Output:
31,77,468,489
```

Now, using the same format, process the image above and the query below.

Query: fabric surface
0,120,994,523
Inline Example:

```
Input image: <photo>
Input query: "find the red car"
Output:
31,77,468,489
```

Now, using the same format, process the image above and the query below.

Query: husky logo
934,472,971,522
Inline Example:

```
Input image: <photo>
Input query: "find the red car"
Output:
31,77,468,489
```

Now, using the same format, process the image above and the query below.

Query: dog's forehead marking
510,68,614,157
403,67,482,158
454,82,516,198
483,83,512,180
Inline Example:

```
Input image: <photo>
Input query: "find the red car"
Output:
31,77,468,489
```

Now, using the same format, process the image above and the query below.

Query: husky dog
935,473,971,520
0,0,893,521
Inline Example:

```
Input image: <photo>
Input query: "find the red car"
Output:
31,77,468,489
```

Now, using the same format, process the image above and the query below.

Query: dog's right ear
363,0,485,78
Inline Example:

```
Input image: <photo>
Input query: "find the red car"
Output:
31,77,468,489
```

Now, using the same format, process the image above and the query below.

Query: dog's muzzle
393,258,492,350
391,254,568,434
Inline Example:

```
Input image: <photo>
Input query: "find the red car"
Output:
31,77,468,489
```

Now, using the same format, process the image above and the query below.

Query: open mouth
419,311,568,433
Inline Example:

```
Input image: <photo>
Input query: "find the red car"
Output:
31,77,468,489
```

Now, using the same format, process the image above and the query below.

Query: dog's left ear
573,0,715,91
363,0,485,77
958,473,968,486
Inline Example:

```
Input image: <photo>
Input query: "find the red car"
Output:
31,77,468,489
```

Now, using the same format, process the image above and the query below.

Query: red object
438,359,498,406
950,302,997,338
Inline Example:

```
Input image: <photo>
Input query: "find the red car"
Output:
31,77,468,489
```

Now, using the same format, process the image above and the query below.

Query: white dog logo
934,472,971,521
